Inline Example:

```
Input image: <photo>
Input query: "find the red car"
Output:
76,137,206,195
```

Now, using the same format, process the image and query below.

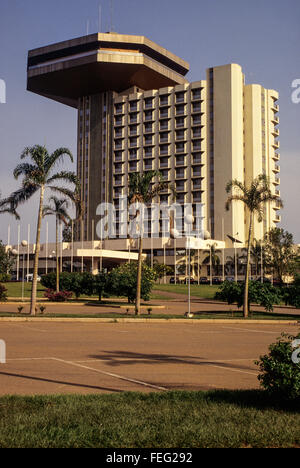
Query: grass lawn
4,281,46,298
0,390,299,448
153,283,220,299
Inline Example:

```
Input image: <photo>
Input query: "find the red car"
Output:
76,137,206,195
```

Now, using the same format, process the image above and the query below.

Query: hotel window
145,98,153,109
160,144,169,155
175,92,185,103
176,104,185,115
144,135,153,145
115,103,123,114
160,108,169,119
192,89,201,100
144,122,153,133
130,113,138,124
115,115,123,126
175,142,185,153
160,132,169,143
175,117,185,128
176,129,185,140
160,95,169,106
130,101,138,112
130,137,138,147
129,161,138,172
144,147,153,158
144,110,153,121
129,149,138,159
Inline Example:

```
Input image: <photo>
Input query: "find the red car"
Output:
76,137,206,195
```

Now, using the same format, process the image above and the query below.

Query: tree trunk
56,218,59,293
135,236,143,315
30,185,45,316
243,213,253,318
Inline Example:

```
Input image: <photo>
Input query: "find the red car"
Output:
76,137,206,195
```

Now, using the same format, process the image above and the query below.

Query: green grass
0,390,299,448
153,283,220,299
0,309,298,320
4,281,46,298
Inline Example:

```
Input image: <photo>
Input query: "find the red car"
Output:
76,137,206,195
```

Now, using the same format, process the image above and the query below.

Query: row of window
114,103,203,125
114,89,203,114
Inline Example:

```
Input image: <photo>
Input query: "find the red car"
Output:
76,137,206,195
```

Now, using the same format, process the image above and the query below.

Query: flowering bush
44,288,73,302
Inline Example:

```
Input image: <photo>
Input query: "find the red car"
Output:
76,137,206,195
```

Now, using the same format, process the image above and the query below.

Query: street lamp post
21,240,28,302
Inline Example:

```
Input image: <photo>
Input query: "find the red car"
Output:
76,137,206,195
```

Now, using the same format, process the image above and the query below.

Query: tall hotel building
27,32,281,262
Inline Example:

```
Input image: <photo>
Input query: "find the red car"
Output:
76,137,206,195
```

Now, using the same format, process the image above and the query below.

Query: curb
0,317,298,324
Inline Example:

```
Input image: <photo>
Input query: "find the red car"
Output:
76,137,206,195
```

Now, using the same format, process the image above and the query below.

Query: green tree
43,196,72,293
225,174,283,318
128,171,172,314
202,243,221,276
107,262,157,304
264,228,299,284
9,145,80,315
0,240,15,277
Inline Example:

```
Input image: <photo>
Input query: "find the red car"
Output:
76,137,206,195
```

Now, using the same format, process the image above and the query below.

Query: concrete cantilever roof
27,32,190,108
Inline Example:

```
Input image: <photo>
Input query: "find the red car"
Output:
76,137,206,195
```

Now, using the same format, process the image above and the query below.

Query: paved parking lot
0,321,298,395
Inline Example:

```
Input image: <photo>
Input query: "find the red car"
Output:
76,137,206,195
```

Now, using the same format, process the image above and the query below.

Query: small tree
93,272,108,302
264,228,298,284
107,262,157,304
255,331,300,401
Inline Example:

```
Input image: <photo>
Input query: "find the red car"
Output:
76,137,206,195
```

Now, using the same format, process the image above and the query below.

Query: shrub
0,283,7,302
281,274,300,309
0,273,11,282
41,272,94,299
255,331,300,401
44,289,73,302
215,280,282,312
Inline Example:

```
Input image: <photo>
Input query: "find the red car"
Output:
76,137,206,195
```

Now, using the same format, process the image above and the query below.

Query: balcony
275,189,281,197
144,163,153,171
272,140,280,149
274,214,281,223
273,152,280,161
274,177,280,185
273,164,280,173
272,115,279,124
272,127,279,137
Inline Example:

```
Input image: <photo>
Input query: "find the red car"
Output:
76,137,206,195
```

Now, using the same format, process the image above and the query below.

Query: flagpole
16,225,20,281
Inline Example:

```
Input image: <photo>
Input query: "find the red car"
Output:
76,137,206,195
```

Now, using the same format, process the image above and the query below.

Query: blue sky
0,0,299,245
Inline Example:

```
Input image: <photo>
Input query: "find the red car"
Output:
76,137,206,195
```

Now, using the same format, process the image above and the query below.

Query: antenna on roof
98,3,102,32
110,0,114,32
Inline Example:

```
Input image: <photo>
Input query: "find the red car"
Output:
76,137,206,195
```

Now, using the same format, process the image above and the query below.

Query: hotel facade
26,32,281,277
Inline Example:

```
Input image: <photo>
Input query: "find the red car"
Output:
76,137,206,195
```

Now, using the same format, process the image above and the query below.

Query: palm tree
0,191,19,219
43,196,72,292
10,145,80,315
225,174,283,317
202,243,221,277
128,170,172,315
